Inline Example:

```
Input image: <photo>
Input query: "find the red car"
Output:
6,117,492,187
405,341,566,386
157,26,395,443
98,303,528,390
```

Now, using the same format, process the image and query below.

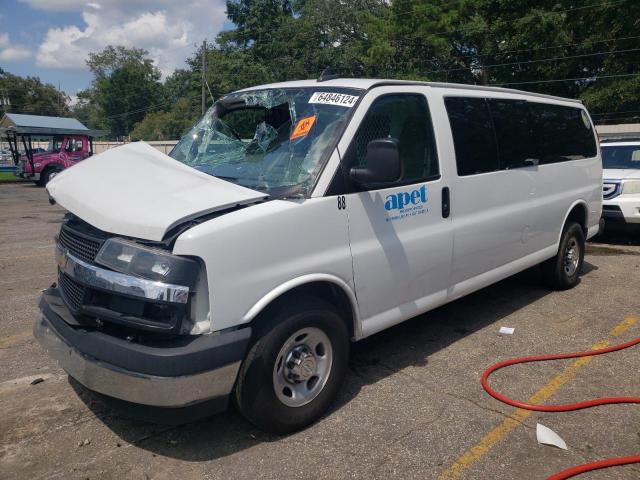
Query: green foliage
86,46,157,79
130,111,168,141
130,98,198,141
33,0,640,138
77,46,163,138
0,70,69,117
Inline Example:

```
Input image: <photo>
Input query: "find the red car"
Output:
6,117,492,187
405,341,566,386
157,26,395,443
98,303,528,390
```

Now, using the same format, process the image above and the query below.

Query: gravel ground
1,182,639,480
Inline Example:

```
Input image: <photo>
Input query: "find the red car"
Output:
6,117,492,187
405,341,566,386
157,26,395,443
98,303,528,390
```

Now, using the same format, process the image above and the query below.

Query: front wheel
234,296,349,434
37,167,62,186
541,221,585,290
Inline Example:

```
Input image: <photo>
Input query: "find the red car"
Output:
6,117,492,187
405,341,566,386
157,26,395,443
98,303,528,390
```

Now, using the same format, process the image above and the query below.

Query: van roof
236,78,583,105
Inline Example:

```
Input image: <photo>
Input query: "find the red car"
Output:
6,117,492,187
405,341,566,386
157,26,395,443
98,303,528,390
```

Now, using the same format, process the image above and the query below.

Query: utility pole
201,40,207,116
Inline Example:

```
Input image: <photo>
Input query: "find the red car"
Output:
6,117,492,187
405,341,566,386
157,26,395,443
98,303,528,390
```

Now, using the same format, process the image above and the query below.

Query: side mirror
350,138,401,187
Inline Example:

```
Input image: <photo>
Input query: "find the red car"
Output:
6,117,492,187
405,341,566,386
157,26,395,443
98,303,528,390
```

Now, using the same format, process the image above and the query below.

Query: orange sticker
290,115,316,140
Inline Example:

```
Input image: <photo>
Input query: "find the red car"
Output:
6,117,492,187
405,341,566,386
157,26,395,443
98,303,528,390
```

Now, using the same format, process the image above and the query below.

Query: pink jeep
18,135,92,185
0,113,107,186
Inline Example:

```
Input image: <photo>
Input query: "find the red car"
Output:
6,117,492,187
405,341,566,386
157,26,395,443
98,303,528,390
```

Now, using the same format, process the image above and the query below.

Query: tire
234,295,349,434
40,166,62,186
541,221,585,290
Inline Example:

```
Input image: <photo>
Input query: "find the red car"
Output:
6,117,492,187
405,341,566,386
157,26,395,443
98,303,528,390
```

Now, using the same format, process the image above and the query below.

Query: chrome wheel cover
563,237,580,276
272,327,333,407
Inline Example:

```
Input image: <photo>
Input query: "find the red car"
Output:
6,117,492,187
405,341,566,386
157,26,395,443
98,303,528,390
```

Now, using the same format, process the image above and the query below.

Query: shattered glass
169,87,362,198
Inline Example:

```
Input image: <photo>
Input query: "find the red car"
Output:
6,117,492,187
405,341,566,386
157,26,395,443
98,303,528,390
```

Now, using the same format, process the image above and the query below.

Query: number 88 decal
337,195,346,210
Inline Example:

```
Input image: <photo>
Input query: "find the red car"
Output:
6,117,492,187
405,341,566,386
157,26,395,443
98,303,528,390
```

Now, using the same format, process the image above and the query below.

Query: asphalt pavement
1,182,639,480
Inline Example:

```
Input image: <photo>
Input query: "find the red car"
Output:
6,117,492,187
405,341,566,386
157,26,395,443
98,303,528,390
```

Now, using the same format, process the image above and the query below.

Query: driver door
340,87,453,337
65,137,85,162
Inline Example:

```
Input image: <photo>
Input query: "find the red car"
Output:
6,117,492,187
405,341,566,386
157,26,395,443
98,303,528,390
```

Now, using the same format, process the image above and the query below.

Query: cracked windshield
169,88,362,197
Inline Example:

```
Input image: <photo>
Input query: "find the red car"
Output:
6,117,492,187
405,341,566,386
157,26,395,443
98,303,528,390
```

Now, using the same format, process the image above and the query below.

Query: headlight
95,238,199,287
621,180,640,195
35,162,41,168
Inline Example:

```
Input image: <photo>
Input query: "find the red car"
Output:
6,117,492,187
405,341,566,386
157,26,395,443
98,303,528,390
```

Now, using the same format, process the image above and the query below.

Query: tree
79,46,163,138
0,70,70,117
86,46,156,79
131,98,198,141
73,1,640,136
130,111,168,141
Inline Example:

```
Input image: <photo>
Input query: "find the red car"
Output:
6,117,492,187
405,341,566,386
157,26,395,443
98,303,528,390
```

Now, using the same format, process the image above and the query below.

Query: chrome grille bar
55,243,190,304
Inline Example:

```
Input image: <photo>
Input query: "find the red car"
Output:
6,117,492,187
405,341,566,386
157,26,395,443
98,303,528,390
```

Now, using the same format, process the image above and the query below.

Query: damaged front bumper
34,287,251,409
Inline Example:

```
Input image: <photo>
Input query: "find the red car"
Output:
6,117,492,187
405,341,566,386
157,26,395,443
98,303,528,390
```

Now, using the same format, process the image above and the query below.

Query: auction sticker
309,92,359,107
291,115,317,140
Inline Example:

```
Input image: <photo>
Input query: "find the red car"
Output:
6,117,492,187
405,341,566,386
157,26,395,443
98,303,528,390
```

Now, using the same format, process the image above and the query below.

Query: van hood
603,168,640,180
46,141,268,241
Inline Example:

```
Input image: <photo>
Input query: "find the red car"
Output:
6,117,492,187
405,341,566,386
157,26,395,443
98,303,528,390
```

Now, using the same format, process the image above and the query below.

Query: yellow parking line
610,315,639,337
437,316,638,480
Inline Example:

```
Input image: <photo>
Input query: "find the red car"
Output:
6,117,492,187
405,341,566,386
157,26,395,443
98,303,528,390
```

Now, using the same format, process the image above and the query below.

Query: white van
36,79,602,433
601,139,640,225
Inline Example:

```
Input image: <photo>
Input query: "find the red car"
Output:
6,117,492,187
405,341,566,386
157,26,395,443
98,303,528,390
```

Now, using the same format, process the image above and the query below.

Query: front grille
58,272,86,311
55,216,187,334
58,225,103,263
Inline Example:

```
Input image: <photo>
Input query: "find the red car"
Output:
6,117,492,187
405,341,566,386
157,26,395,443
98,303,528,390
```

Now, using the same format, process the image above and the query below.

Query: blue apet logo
384,185,428,211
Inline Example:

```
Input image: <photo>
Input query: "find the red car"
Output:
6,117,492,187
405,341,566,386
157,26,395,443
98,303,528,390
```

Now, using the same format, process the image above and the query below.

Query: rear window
528,103,597,164
601,145,640,169
445,96,597,176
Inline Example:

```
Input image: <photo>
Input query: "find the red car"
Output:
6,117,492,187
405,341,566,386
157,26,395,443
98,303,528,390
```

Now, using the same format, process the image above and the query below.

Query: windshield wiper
213,175,238,181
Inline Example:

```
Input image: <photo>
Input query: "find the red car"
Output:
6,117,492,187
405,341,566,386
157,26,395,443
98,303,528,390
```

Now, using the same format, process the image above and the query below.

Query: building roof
235,78,583,105
0,113,107,137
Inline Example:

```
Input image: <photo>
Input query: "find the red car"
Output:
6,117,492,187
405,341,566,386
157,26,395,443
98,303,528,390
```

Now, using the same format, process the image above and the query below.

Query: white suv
601,140,640,225
36,79,601,433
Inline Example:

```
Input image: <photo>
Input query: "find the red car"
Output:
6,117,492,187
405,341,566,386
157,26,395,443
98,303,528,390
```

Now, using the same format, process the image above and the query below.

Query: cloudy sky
0,0,231,98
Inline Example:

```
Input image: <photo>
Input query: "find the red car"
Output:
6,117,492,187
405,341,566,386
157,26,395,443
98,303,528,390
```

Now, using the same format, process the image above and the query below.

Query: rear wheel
541,221,585,290
234,296,349,434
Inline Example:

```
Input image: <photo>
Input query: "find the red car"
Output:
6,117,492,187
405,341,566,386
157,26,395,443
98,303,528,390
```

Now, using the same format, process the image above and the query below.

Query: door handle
442,186,450,218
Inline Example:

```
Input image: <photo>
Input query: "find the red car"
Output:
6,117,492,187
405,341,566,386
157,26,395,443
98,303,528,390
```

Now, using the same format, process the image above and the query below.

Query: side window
487,99,536,169
350,94,439,186
65,138,82,152
529,103,597,163
444,97,499,176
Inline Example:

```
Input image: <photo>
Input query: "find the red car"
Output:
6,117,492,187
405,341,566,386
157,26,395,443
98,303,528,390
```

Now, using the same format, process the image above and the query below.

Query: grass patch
0,172,23,182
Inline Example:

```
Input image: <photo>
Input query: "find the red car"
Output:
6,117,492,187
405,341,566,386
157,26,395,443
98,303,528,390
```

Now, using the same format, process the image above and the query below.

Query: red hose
480,337,640,479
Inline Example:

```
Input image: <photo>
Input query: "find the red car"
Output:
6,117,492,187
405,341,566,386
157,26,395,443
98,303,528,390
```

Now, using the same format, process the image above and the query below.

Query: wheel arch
41,163,64,177
241,274,360,340
556,200,588,248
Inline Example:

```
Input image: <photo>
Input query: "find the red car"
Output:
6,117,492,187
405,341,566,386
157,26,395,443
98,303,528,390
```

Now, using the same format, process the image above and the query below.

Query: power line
102,94,201,120
382,0,630,38
421,47,640,75
554,0,629,13
493,72,640,86
395,34,640,61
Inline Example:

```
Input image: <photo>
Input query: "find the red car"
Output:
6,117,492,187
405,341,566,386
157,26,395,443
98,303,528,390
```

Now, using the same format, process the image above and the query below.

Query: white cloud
0,33,33,61
20,0,103,11
31,1,227,77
